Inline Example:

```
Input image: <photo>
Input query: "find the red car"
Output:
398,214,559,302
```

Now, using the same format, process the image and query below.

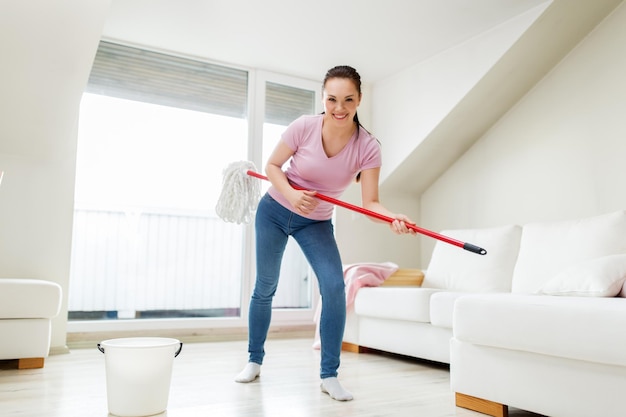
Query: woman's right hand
289,189,319,216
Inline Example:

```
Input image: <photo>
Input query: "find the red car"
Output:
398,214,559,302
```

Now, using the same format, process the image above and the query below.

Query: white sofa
0,278,62,369
344,210,626,417
343,222,523,363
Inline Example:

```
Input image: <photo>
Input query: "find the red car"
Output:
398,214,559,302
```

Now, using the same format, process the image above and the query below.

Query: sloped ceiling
381,0,624,195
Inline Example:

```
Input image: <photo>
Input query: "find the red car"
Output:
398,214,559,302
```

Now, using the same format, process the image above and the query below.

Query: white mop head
216,161,261,224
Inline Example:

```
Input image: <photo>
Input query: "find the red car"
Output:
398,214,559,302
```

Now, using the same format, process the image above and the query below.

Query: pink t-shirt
268,114,382,220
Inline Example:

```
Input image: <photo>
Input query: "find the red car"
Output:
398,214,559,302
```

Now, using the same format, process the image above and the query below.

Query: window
68,42,321,329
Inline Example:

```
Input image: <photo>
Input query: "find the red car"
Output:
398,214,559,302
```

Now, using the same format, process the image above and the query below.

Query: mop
215,161,261,224
216,161,487,255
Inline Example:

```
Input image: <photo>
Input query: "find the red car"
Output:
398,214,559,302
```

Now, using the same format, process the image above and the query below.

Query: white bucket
98,337,183,417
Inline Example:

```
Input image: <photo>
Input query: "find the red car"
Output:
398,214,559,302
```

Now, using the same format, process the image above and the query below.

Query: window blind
86,41,248,119
265,82,316,126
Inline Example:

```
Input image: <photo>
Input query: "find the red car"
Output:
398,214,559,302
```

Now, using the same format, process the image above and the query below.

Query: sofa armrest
381,268,424,287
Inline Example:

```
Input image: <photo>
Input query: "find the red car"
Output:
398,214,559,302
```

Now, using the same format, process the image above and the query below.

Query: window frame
247,70,323,327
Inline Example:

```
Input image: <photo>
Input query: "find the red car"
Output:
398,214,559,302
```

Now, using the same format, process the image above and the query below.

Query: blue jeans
248,193,346,379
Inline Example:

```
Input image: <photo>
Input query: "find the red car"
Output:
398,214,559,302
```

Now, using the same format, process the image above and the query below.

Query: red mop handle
246,170,487,255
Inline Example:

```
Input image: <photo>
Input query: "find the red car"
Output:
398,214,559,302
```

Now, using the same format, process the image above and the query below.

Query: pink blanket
313,262,399,349
343,262,399,308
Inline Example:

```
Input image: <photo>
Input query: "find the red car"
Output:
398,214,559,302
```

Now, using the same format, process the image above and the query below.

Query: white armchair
0,278,62,368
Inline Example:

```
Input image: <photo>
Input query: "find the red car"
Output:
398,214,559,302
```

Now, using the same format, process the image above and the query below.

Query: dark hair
322,65,364,129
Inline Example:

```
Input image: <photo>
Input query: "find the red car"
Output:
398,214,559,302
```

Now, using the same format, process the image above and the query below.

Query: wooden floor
0,337,544,417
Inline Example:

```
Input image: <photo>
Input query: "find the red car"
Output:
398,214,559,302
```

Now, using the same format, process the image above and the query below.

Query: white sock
234,362,261,383
321,377,353,401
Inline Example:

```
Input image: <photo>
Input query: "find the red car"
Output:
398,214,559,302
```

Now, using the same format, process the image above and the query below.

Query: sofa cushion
0,279,62,318
512,210,626,294
429,291,472,328
422,224,522,292
541,254,626,297
354,287,440,323
454,293,626,367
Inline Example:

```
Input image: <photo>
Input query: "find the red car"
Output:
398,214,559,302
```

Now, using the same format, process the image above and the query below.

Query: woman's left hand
389,214,417,235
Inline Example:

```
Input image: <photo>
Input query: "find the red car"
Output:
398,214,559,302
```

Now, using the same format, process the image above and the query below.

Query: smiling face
322,77,362,126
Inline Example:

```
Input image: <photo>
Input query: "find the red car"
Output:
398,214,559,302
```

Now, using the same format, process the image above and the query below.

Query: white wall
336,5,546,268
335,183,421,266
372,6,546,185
420,2,626,265
0,1,110,351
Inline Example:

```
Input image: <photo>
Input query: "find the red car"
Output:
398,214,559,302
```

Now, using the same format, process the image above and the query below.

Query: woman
235,65,415,401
